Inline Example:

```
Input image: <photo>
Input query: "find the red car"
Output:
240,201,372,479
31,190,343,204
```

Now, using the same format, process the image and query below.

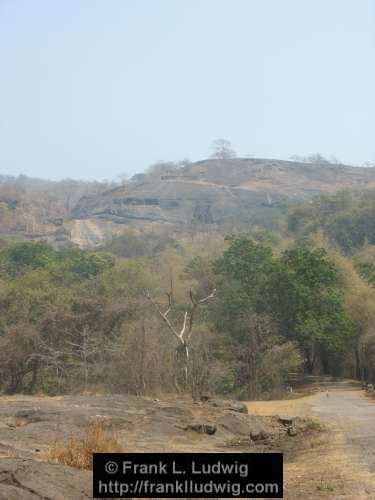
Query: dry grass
47,420,122,470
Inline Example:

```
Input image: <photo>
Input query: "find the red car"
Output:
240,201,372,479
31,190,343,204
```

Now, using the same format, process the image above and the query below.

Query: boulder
287,425,297,437
217,413,268,440
183,423,217,435
278,416,294,426
206,398,248,414
250,430,269,441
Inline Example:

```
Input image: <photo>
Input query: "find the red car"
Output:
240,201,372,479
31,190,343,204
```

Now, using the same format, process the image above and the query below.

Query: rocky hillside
0,176,113,248
2,158,375,248
71,158,375,245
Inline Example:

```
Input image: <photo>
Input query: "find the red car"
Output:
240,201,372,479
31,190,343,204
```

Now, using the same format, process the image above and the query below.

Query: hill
2,158,375,248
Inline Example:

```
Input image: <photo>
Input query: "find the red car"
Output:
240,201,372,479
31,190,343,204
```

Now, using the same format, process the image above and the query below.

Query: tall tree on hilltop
210,139,236,160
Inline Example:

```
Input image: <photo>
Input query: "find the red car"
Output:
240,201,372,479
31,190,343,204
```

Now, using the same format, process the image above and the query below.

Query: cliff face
2,158,375,248
70,159,375,243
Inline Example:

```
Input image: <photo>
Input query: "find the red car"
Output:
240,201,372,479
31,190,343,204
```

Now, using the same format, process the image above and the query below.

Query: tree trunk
354,348,361,380
305,346,316,374
29,360,39,393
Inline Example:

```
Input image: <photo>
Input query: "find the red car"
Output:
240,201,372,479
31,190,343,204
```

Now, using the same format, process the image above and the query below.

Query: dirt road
249,382,375,499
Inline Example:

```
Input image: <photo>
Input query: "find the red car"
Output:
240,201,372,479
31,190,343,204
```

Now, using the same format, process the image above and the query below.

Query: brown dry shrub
47,420,122,470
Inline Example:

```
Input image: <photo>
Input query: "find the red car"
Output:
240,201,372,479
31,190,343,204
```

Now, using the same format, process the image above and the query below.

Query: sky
0,0,374,181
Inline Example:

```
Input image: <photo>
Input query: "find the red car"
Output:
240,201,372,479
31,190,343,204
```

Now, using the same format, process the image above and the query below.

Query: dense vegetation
2,198,375,399
1,186,375,398
288,190,375,252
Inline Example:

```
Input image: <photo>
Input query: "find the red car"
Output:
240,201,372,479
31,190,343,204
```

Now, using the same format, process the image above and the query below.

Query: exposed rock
14,409,43,423
250,430,270,441
183,423,217,435
217,413,266,438
199,394,210,402
278,416,294,426
0,458,91,499
206,398,248,414
288,425,298,437
158,405,193,417
69,158,375,248
3,158,375,248
0,394,316,499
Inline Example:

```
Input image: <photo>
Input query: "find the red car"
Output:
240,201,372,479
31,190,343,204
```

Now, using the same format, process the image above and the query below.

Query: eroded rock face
4,158,375,248
69,158,375,247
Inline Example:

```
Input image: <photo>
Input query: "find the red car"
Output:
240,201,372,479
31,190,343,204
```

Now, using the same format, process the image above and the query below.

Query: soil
249,380,375,499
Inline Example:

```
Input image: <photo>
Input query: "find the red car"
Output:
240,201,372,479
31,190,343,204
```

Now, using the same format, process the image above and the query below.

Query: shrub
47,420,122,470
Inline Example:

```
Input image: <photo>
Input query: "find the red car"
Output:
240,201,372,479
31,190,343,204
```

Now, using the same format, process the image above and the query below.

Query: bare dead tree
33,338,70,392
137,320,147,396
144,286,216,389
145,287,215,358
66,326,101,391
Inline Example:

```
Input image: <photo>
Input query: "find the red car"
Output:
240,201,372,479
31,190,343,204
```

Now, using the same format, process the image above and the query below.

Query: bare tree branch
145,290,184,343
187,288,216,340
145,288,216,348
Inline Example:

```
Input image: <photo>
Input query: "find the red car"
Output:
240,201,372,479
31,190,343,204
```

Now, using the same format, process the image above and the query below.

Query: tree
0,325,40,394
0,241,57,277
145,283,216,394
213,235,275,313
329,250,375,382
269,247,352,372
211,236,304,396
146,161,180,177
210,139,236,160
117,173,129,185
213,236,351,375
307,153,332,164
289,153,334,165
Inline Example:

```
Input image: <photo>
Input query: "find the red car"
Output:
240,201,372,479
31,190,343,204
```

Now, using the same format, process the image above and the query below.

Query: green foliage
0,230,372,398
281,247,339,288
355,260,375,287
214,235,274,310
0,241,57,277
50,249,115,282
270,247,352,355
212,236,352,376
0,241,146,394
288,190,375,252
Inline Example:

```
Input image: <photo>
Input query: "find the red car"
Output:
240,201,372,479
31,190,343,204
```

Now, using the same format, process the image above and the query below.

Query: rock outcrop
0,393,313,498
3,158,375,248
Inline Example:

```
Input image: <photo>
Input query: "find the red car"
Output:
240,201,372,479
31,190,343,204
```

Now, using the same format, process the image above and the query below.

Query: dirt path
249,383,375,499
70,219,105,248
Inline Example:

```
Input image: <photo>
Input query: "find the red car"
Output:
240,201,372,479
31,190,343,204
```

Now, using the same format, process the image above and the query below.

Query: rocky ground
0,393,313,499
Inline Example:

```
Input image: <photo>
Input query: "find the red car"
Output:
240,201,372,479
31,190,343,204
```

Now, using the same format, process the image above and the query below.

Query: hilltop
2,158,375,248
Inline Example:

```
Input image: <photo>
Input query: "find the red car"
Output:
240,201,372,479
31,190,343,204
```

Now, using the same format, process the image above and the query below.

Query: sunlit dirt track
249,381,375,499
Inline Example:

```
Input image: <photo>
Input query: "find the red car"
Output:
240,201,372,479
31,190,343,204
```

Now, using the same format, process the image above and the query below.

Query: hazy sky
0,1,374,181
